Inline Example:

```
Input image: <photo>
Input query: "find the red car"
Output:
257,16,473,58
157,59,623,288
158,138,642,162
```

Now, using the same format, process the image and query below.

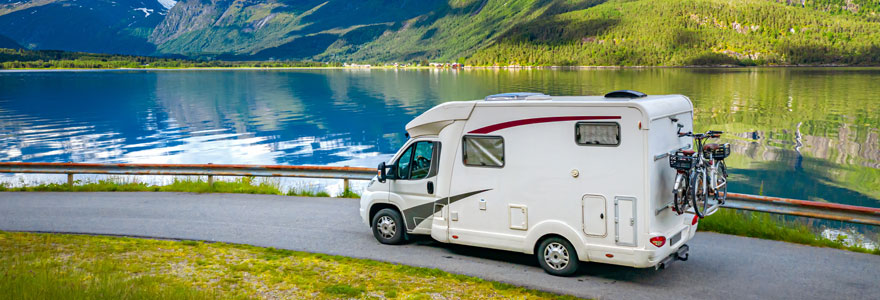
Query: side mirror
377,162,387,183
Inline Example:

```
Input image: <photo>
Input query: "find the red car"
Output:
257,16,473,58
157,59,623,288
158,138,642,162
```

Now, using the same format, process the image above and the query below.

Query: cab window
394,141,435,180
410,142,434,179
395,145,413,179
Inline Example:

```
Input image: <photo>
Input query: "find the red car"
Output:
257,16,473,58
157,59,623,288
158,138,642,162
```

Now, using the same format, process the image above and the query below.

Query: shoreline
2,64,879,71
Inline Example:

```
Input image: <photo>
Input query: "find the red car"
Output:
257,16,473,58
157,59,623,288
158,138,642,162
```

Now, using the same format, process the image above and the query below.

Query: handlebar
679,130,723,139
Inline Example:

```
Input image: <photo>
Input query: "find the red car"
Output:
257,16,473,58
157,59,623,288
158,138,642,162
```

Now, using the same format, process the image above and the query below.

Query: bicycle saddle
703,143,721,150
679,149,696,155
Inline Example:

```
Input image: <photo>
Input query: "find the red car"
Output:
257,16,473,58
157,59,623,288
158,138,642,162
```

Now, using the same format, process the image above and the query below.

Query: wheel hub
376,216,396,239
543,242,569,270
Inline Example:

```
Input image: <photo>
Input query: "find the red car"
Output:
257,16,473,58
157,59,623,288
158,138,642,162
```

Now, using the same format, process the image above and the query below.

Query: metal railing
0,162,376,192
724,193,880,226
1,162,878,226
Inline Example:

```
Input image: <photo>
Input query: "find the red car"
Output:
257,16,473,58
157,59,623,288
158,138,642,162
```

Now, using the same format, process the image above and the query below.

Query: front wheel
537,237,579,276
372,208,406,245
690,169,709,218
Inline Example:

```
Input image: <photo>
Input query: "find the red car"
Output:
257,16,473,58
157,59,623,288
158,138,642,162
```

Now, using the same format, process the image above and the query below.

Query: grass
0,176,360,199
0,231,579,300
698,208,880,255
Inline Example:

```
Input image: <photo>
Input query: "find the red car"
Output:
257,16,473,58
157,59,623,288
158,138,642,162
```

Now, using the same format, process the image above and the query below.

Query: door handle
427,181,434,194
600,213,604,219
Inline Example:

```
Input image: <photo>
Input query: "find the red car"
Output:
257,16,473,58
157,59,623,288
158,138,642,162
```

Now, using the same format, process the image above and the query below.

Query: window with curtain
576,122,620,146
463,136,504,167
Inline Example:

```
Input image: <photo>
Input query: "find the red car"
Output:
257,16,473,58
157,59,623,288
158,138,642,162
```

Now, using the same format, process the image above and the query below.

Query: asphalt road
1,192,877,299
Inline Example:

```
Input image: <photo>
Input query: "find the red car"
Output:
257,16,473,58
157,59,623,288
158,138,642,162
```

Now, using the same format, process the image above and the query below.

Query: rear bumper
640,223,696,268
590,223,696,268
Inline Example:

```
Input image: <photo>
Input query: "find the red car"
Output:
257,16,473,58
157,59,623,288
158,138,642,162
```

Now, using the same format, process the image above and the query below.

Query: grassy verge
698,208,879,255
0,177,360,198
0,231,577,300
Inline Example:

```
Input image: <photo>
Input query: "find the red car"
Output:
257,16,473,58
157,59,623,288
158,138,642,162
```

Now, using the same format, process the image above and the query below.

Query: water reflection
0,68,877,209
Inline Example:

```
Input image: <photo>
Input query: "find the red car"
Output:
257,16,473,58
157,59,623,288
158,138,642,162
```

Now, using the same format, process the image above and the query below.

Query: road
0,192,877,299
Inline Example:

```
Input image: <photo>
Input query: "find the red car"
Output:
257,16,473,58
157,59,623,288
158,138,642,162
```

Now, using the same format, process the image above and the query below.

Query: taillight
649,236,666,248
692,215,699,225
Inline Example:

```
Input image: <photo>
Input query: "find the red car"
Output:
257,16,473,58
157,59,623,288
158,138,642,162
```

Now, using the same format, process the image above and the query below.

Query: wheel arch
525,220,589,261
369,202,403,225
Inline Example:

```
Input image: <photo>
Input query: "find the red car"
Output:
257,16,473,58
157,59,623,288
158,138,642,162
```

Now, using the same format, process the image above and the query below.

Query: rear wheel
537,237,579,276
690,169,708,218
714,161,728,204
372,208,405,245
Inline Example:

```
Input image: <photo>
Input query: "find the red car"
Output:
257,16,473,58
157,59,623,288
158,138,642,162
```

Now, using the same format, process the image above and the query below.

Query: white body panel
360,94,697,269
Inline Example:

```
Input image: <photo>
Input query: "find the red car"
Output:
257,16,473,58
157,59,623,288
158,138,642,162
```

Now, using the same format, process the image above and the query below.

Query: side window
410,142,434,179
396,145,413,179
394,141,436,180
575,122,620,146
462,135,504,168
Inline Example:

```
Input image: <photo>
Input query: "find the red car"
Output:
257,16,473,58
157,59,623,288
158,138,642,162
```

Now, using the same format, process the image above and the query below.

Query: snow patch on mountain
134,8,153,17
157,0,177,9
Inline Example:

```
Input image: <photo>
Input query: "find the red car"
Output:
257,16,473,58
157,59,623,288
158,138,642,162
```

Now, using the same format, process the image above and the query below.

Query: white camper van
359,90,697,275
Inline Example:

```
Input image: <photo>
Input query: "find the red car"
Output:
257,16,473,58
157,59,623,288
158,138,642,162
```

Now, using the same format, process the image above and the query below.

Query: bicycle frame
677,131,726,217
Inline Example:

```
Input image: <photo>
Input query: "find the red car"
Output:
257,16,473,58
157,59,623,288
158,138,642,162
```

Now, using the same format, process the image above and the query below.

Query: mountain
0,33,21,48
1,0,880,65
0,0,168,54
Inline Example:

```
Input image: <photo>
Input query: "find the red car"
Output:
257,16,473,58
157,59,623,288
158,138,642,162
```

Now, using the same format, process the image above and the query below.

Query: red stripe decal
468,116,621,134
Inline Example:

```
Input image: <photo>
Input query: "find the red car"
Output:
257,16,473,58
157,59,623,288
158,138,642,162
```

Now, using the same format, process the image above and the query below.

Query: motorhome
359,90,696,275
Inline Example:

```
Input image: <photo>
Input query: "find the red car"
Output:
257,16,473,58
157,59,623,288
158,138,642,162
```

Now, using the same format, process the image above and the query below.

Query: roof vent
484,92,551,101
604,90,647,99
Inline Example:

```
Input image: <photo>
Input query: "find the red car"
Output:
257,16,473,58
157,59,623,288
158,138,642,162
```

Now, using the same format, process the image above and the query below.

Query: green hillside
464,0,880,66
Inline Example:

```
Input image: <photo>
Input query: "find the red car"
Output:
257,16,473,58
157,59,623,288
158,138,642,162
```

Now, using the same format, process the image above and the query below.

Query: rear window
462,136,504,167
575,122,620,146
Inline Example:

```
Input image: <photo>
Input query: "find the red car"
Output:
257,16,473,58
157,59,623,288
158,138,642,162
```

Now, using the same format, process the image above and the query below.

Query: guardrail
0,162,376,191
724,193,880,226
1,162,879,226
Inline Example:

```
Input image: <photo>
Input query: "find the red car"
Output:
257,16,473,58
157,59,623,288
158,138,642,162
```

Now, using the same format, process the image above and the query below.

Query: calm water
0,68,878,210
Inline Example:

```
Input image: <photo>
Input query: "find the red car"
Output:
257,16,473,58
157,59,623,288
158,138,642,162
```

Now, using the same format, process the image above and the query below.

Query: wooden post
67,173,74,190
343,165,350,195
207,163,214,189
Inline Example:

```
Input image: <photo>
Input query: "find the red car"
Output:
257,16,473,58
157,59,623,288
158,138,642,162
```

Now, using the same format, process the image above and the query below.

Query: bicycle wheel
714,161,728,204
672,172,689,214
690,169,709,218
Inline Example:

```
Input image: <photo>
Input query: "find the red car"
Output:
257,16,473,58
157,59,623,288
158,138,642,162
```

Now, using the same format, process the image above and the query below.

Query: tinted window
396,145,413,179
394,141,435,180
463,136,504,167
411,142,434,179
576,122,620,146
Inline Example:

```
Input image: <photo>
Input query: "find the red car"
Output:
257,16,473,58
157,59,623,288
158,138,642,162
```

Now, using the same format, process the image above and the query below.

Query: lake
1,68,878,212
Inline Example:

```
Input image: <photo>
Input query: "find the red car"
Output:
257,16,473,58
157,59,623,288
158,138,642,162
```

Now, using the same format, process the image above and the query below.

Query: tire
672,172,689,215
537,237,579,276
715,161,728,204
371,208,406,245
690,169,708,218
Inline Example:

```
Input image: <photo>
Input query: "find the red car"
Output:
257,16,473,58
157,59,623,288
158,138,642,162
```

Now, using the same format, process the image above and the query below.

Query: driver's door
389,139,440,232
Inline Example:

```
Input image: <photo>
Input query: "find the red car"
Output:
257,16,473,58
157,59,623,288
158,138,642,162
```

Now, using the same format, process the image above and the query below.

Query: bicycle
669,130,730,218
